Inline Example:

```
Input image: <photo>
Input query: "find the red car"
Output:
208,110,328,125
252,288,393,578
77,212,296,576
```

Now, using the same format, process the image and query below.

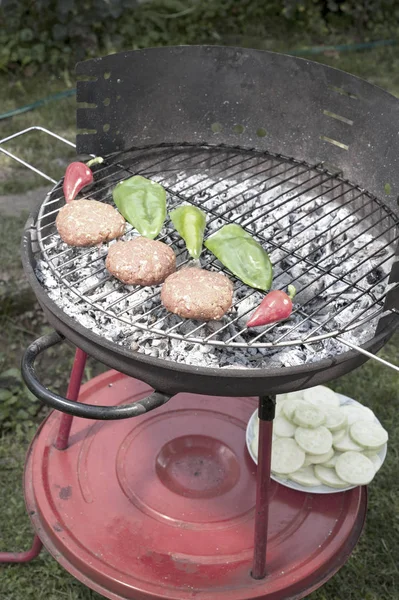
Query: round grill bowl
25,371,367,600
21,46,399,397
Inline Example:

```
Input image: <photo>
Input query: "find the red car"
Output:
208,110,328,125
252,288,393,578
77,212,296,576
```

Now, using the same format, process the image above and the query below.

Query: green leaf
170,205,206,259
5,395,19,406
205,224,273,291
0,389,13,401
113,175,166,239
0,368,22,382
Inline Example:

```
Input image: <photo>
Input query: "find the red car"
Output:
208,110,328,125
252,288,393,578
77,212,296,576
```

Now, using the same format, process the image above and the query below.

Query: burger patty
106,237,176,286
56,199,126,247
161,267,233,320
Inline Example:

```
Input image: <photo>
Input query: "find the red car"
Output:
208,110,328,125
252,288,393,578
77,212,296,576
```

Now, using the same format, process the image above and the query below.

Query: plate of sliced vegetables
246,385,388,493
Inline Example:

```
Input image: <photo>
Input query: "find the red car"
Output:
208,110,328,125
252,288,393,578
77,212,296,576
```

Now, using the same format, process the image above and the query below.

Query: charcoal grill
1,46,399,599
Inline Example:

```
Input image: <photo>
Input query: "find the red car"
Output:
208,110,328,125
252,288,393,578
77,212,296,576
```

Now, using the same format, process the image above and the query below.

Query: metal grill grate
35,144,398,349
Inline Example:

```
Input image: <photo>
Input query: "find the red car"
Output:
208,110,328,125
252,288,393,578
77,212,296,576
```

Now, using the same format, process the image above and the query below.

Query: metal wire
35,143,398,349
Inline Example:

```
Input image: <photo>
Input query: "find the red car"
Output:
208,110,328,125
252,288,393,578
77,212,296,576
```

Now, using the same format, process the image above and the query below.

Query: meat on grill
106,237,176,286
56,199,126,246
161,267,233,320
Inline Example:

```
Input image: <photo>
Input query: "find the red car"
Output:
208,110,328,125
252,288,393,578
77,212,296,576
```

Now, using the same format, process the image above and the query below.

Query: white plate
245,393,388,494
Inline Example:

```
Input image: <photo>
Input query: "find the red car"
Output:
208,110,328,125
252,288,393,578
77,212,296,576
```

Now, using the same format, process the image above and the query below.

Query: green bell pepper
113,175,166,239
170,205,206,259
205,224,273,291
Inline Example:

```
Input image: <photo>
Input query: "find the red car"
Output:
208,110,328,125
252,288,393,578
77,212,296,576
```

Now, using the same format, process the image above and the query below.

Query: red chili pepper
63,162,94,203
246,285,296,328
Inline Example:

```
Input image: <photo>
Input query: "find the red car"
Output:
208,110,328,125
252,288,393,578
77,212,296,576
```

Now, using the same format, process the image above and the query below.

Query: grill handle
21,331,172,420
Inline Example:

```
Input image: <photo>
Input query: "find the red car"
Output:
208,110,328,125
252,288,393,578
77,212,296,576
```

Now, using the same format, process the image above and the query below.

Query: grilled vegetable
246,285,295,328
204,224,273,291
170,205,206,259
63,162,93,203
113,175,166,239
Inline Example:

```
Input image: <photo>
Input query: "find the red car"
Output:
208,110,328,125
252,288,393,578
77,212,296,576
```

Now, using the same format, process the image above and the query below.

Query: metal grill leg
54,348,87,450
252,395,276,580
0,534,43,563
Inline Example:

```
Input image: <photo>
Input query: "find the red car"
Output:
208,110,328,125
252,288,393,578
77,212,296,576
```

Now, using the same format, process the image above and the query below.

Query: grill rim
22,198,399,396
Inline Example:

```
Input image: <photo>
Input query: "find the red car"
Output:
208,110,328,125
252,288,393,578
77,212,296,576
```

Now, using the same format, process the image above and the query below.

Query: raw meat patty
106,237,176,286
56,199,125,247
161,267,233,320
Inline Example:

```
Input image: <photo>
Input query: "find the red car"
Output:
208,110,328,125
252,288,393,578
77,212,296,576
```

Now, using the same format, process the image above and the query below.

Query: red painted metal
0,534,42,563
24,371,367,600
252,417,273,580
54,348,87,450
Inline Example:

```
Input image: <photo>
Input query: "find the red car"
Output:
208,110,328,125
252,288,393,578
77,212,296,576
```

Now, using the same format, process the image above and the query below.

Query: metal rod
0,147,57,184
54,348,88,450
337,337,399,372
0,125,76,148
0,534,43,563
252,395,275,580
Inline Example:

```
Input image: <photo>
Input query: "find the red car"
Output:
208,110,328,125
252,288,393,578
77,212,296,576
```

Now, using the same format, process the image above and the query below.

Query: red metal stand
252,396,275,580
23,371,367,600
0,348,87,564
54,348,87,450
0,534,43,564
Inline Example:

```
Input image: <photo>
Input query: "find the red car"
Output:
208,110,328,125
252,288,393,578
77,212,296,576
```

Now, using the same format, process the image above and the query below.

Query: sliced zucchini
284,391,305,402
295,426,333,455
324,407,347,432
333,430,363,452
283,399,310,422
332,427,347,444
289,465,321,487
276,394,288,403
363,447,385,458
349,421,388,450
340,404,375,425
306,447,334,465
303,386,340,408
274,415,296,438
293,405,325,429
271,438,305,474
275,399,287,417
335,451,375,486
323,452,342,468
368,454,382,473
314,465,348,489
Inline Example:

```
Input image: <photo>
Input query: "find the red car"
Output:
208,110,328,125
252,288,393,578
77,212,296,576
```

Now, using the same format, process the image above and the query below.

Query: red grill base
24,371,367,600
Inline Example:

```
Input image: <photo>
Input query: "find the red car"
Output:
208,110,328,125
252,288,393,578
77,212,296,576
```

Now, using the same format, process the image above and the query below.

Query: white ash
35,156,396,369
